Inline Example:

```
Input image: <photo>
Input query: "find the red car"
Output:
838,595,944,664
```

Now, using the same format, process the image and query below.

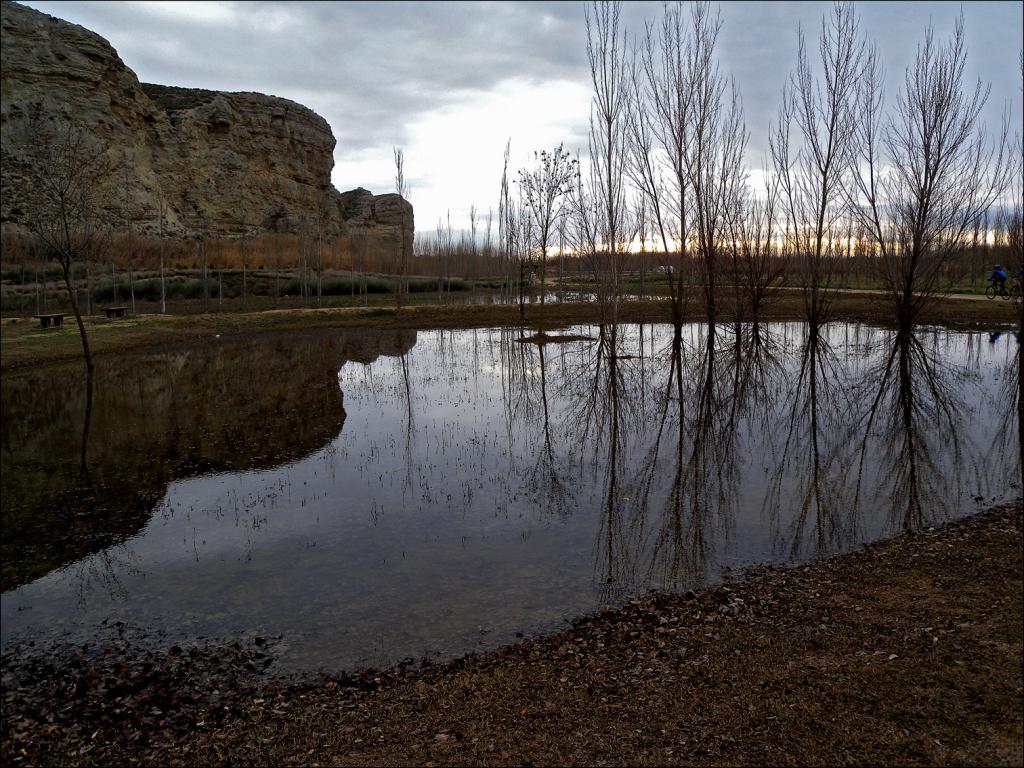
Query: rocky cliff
0,1,412,249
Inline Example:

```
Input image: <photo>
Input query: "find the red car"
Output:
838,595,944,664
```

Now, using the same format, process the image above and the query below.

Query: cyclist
989,264,1008,295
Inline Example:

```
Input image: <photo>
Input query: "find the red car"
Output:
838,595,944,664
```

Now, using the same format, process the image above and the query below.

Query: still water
1,323,1020,671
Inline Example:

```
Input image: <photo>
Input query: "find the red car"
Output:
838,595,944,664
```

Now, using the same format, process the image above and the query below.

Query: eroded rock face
0,1,412,248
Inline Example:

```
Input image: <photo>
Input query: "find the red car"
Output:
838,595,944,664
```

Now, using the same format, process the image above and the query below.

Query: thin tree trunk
159,214,166,314
300,231,308,307
85,261,93,316
639,242,646,301
201,240,208,313
519,260,526,319
62,266,93,372
80,366,94,476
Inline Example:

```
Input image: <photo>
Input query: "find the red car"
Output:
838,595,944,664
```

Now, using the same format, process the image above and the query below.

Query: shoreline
3,503,1021,766
2,291,1020,372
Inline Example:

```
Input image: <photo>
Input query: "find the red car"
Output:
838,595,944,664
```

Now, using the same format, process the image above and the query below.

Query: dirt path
4,505,1020,767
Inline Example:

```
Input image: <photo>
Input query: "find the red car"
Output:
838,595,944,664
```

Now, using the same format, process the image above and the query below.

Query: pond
1,322,1020,672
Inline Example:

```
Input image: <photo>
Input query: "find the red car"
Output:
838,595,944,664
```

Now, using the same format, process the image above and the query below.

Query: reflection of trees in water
525,342,574,518
500,328,534,451
728,322,786,440
1017,339,1023,490
398,351,416,498
644,324,743,592
57,367,143,606
68,544,142,608
981,336,1021,494
499,328,600,520
765,323,858,558
568,322,767,600
543,324,647,596
12,320,1013,616
590,326,642,596
57,370,143,608
854,329,973,533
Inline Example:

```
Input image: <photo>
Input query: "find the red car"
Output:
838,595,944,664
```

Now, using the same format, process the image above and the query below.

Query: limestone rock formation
0,1,412,250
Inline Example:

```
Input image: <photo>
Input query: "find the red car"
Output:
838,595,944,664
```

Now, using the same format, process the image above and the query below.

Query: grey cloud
24,1,598,152
20,0,1023,197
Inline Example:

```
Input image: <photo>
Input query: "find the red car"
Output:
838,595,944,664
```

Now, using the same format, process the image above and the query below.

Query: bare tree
115,156,138,313
771,1,866,326
498,139,534,313
579,0,631,320
298,216,309,307
635,193,648,300
394,146,410,308
729,171,785,323
999,50,1023,323
629,2,746,323
468,204,478,287
680,3,748,322
518,144,578,308
498,141,513,303
850,15,1012,328
241,226,250,309
632,1,694,323
8,116,113,372
484,206,494,265
156,188,168,314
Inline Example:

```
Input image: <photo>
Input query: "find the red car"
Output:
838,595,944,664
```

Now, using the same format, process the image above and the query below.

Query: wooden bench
32,313,67,328
103,306,128,319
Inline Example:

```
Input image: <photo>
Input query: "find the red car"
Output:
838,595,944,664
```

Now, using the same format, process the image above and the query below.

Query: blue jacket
991,268,1008,281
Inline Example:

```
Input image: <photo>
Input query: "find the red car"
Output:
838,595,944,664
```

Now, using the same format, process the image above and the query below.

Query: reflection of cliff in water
0,329,418,589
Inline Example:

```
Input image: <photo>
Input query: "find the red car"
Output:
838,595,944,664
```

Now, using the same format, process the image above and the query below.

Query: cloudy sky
21,1,1024,232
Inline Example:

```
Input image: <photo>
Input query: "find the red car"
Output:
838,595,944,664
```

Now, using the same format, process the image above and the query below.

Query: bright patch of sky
336,77,591,232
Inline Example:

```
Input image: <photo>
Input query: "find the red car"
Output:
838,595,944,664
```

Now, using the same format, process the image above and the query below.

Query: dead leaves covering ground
3,505,1022,766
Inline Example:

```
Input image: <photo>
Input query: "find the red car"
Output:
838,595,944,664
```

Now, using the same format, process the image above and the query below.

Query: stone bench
32,313,67,328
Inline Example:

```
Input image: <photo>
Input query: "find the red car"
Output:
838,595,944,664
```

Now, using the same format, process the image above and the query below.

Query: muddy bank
3,504,1020,767
2,292,1020,371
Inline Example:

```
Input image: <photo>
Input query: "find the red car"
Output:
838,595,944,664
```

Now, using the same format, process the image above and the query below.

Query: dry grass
1,292,1019,372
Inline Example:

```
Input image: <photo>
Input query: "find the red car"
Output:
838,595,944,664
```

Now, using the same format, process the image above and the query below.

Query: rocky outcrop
0,1,412,249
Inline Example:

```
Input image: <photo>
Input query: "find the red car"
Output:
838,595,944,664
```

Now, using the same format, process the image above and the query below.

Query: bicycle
985,281,1012,300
